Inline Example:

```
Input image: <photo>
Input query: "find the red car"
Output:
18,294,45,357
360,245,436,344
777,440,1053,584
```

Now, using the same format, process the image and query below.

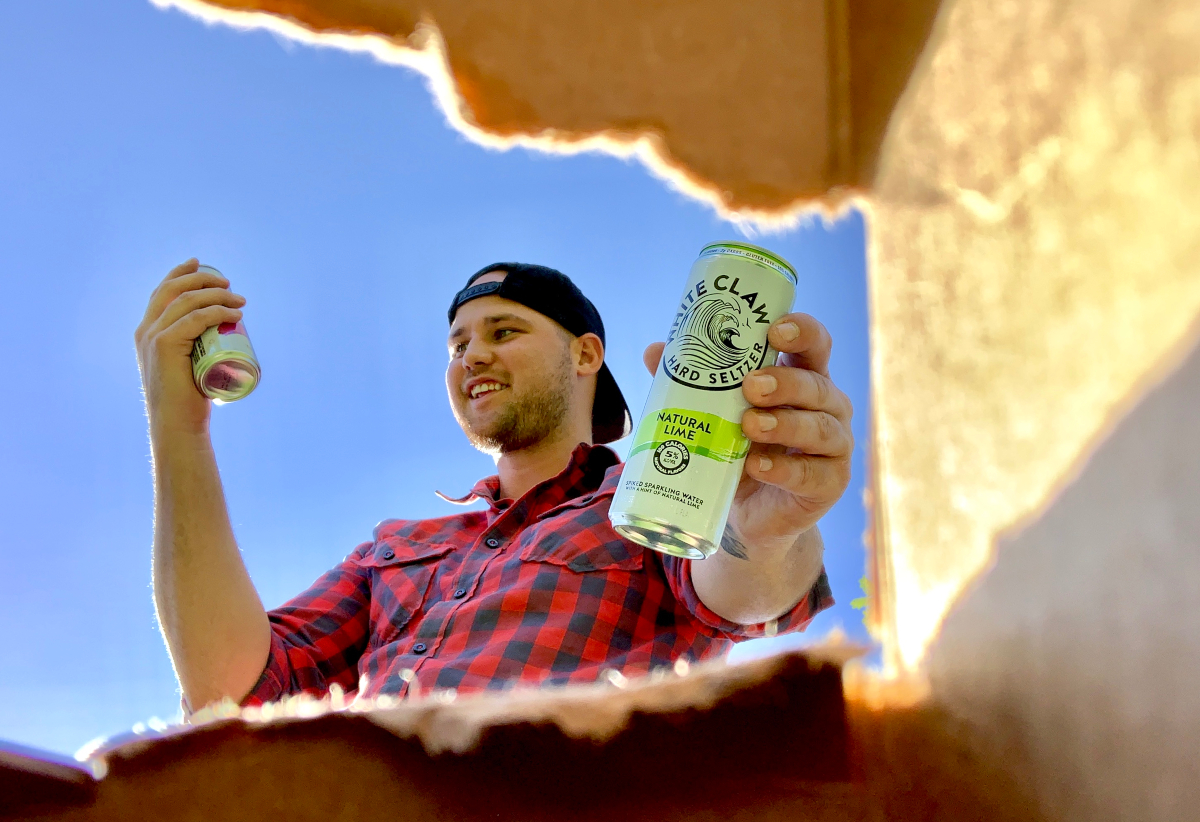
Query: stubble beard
455,349,575,456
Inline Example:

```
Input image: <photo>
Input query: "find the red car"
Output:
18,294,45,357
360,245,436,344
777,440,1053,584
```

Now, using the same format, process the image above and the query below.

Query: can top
196,264,223,277
698,242,797,284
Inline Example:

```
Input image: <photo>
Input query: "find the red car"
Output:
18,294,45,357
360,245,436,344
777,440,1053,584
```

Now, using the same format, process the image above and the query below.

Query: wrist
149,415,214,460
146,389,211,437
720,520,798,563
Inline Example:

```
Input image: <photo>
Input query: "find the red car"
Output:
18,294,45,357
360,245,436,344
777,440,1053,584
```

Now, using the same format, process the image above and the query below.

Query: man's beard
454,351,574,455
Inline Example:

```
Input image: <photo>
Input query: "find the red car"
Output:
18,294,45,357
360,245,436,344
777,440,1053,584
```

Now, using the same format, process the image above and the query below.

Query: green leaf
850,576,870,611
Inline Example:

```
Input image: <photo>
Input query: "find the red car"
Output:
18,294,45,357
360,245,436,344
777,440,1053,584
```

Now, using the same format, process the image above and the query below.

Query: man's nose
463,337,493,369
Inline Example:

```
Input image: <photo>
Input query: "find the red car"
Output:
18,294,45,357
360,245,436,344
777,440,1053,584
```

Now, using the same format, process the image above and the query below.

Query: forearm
150,426,270,711
690,524,825,625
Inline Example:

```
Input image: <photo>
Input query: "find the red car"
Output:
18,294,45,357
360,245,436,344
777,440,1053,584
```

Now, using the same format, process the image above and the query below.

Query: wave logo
663,282,770,391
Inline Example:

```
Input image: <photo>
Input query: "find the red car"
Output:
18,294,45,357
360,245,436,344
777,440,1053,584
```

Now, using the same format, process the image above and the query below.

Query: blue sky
0,0,871,756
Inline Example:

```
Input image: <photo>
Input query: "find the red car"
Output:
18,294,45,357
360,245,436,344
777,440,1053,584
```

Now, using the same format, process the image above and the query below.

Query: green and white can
190,265,260,403
609,242,797,559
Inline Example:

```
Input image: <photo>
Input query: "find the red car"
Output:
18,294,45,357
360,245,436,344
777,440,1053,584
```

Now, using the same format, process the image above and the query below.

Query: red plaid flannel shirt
242,444,832,705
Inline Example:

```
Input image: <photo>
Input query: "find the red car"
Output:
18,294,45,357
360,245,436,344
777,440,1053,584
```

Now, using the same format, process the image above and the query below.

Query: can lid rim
698,242,798,284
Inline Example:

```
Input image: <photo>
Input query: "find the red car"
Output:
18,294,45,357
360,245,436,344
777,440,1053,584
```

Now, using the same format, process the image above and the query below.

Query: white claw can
190,265,260,403
609,242,797,559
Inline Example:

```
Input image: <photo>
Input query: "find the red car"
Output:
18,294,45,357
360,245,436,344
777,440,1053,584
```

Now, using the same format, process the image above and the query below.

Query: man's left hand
643,313,853,556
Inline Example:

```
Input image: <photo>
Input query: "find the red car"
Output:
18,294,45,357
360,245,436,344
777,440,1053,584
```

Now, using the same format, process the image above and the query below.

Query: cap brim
593,363,632,445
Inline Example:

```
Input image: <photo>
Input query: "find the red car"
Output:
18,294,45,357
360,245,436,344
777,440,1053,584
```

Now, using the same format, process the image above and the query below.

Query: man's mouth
468,381,509,400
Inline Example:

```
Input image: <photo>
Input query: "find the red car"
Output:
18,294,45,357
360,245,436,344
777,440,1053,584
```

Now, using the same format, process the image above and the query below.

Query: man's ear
574,333,605,377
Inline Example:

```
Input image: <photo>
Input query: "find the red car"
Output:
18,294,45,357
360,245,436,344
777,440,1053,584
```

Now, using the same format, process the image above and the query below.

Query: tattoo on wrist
720,526,750,560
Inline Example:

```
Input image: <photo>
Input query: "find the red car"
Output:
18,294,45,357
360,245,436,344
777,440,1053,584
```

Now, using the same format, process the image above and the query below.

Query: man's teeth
470,382,507,398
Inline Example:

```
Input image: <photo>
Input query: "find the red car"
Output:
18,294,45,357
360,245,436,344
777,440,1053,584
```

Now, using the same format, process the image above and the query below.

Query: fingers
154,287,245,337
141,261,229,329
767,313,832,376
742,407,853,457
165,258,200,281
643,341,665,376
742,365,852,422
745,447,851,504
160,303,244,350
730,315,850,535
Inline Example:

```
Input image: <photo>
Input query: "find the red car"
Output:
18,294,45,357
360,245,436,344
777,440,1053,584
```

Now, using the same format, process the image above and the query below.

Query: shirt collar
435,443,620,514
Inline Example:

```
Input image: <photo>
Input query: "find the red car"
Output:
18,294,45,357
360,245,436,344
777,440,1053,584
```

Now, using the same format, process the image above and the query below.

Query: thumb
643,342,665,376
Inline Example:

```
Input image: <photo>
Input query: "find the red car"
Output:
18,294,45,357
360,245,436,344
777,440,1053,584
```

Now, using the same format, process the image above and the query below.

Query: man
135,258,853,712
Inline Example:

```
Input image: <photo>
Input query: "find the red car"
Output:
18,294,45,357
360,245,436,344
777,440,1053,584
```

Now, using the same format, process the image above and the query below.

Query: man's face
446,274,576,455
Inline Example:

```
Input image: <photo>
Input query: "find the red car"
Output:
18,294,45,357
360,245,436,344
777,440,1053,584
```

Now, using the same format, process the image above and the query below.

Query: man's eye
495,328,516,340
452,342,467,356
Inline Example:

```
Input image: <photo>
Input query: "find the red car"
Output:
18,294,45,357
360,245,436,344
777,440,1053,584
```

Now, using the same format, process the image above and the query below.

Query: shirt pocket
359,537,455,647
517,513,644,573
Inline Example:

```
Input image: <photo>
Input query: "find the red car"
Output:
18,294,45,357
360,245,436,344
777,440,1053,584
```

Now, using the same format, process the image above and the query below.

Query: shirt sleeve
659,554,834,639
239,541,375,707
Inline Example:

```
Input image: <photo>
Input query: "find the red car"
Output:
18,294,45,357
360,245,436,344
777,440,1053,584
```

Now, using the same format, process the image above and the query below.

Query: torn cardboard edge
82,645,863,766
7,648,1053,821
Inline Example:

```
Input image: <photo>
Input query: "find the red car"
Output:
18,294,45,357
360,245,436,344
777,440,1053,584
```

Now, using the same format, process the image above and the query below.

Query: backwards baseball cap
447,262,632,444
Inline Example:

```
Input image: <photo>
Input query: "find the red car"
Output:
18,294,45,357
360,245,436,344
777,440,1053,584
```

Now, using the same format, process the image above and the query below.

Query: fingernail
775,322,800,341
745,374,777,396
753,411,777,431
757,456,773,472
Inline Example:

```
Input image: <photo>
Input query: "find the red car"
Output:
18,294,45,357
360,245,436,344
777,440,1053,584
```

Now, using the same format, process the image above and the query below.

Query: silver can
609,242,797,559
190,265,260,403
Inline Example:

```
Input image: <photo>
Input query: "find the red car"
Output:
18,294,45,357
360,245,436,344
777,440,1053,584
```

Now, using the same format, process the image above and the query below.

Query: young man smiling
136,259,852,713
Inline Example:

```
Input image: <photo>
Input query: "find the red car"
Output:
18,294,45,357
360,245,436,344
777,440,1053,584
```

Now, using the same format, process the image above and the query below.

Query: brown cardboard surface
927,329,1200,822
15,651,855,821
11,651,1048,822
0,741,95,817
867,0,1200,670
155,0,941,218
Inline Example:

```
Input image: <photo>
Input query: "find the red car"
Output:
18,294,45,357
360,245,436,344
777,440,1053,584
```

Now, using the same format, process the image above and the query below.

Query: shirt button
382,550,395,560
454,588,467,599
413,643,427,654
485,537,500,548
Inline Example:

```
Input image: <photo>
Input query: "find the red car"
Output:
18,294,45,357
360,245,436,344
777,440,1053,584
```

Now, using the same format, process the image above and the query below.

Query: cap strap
450,280,503,318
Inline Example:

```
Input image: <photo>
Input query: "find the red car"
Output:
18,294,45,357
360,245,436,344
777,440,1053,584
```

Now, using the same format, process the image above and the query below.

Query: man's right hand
135,258,246,436
137,259,270,713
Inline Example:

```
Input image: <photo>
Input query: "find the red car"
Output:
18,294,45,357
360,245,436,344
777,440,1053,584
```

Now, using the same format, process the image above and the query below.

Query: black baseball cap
447,262,632,444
